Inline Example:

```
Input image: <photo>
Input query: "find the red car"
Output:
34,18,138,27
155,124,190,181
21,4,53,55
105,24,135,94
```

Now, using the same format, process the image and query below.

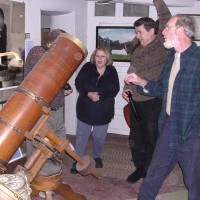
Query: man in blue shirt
125,14,200,200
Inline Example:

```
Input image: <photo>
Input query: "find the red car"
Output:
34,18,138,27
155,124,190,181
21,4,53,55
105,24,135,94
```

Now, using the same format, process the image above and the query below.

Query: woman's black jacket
75,62,120,125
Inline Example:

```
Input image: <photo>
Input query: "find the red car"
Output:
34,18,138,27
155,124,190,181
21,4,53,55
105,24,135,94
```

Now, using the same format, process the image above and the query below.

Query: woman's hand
64,88,73,96
88,92,100,102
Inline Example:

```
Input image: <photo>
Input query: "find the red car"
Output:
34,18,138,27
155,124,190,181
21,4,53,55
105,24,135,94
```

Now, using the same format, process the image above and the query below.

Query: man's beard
163,41,174,49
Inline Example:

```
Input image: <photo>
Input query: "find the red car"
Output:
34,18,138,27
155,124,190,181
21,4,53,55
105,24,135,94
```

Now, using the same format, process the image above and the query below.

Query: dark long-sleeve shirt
139,43,200,148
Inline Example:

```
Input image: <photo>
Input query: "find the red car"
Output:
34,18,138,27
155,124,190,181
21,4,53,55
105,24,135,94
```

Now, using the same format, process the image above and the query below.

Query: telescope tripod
13,108,101,200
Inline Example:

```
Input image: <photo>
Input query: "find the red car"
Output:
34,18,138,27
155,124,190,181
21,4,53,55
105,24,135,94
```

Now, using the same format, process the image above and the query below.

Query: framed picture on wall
96,26,135,62
185,14,200,41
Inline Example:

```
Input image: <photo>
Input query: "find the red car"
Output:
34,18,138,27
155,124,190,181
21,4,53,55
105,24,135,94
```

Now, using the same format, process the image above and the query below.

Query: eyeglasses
164,25,179,32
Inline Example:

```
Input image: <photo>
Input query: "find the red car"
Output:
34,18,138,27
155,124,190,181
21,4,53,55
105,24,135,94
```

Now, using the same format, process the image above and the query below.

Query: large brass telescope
0,33,101,199
0,33,87,169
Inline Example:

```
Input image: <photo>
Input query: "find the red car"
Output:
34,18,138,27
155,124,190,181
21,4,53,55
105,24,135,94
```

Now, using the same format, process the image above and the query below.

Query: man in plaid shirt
125,14,200,200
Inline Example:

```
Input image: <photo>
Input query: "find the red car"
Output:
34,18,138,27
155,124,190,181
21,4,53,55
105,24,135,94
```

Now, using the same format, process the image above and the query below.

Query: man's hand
125,73,148,88
122,89,131,102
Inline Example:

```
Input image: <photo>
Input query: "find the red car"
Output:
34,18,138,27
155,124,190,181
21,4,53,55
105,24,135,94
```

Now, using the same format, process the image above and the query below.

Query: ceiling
85,0,200,7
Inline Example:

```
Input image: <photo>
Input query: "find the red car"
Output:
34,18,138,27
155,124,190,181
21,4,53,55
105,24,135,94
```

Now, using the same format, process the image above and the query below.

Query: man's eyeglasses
164,25,179,32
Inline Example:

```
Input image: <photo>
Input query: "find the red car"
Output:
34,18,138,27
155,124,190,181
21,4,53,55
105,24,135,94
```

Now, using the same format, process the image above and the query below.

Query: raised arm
154,0,172,32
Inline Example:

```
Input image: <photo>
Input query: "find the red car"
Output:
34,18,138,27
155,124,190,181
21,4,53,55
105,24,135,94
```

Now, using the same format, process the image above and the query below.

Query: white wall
120,0,195,6
23,0,88,46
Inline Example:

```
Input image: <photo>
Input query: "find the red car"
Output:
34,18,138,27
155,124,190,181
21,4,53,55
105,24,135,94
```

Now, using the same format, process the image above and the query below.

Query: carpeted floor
31,133,187,200
64,133,134,180
64,133,185,185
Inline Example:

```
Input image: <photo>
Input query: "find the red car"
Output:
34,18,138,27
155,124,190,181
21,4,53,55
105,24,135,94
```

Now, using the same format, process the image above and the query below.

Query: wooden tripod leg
55,182,87,200
30,187,39,197
46,191,53,200
31,172,87,200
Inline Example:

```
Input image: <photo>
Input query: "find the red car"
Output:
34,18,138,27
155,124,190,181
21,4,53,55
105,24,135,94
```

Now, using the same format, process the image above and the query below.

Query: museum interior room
0,0,200,199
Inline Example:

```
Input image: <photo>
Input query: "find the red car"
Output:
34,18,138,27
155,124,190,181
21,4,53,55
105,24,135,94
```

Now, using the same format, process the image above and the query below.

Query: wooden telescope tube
0,33,87,170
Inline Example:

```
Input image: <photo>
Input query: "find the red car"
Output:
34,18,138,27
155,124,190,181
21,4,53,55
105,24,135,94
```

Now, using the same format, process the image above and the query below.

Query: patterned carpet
64,133,133,180
64,133,185,185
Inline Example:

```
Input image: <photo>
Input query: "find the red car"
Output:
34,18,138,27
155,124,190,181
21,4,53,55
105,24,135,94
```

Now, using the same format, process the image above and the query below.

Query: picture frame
185,14,200,41
96,26,135,62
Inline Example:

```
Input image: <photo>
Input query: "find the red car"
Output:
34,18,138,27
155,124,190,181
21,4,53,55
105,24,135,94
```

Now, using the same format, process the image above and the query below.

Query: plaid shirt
140,42,200,148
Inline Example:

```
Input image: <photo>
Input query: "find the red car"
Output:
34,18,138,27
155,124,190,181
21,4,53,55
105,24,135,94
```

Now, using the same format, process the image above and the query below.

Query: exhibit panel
0,0,25,88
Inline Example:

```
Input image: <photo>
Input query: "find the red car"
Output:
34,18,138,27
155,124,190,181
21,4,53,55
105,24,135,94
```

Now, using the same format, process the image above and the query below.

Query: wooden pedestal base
31,171,87,200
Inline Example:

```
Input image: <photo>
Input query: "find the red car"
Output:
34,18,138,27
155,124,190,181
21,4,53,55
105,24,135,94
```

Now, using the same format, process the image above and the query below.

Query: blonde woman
70,47,120,173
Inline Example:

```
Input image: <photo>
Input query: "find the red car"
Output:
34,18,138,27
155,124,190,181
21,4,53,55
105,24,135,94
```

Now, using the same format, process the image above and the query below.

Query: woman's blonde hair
90,47,113,65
